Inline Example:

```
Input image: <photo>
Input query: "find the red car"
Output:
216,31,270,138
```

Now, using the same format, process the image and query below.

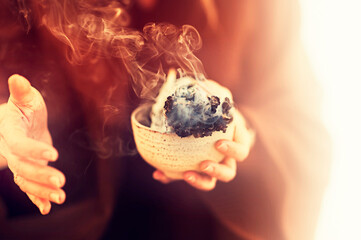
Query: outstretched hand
153,109,255,191
0,74,66,214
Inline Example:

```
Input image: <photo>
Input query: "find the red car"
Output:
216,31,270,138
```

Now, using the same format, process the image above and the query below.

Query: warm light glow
300,0,361,239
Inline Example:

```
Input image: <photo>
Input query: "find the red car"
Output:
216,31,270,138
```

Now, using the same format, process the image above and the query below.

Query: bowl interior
132,104,152,128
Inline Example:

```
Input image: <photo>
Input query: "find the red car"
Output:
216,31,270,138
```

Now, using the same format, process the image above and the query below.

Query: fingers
10,158,65,188
200,158,236,182
14,174,66,204
5,135,58,162
153,157,236,190
8,74,34,106
152,170,219,191
215,140,250,161
152,170,174,184
26,193,51,215
7,153,66,209
183,171,217,191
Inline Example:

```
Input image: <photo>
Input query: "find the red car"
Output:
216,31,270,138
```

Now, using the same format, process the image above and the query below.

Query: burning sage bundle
150,72,234,138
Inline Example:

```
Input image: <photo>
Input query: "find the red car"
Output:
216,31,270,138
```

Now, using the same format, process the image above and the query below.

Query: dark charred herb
222,97,232,114
164,96,174,112
164,91,233,138
209,96,220,113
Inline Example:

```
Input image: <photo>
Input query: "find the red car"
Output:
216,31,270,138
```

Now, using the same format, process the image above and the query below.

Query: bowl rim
131,103,177,135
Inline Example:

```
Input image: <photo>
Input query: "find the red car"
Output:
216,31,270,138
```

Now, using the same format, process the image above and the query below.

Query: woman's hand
153,109,255,191
0,74,66,214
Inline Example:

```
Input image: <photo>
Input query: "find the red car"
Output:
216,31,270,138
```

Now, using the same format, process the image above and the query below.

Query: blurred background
300,0,361,239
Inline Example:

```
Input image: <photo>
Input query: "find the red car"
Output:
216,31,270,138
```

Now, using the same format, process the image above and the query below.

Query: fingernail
59,192,65,203
45,203,51,215
202,165,214,173
186,175,195,183
41,203,51,215
216,142,228,152
43,150,57,161
49,176,61,187
153,172,160,180
50,193,60,203
39,205,44,214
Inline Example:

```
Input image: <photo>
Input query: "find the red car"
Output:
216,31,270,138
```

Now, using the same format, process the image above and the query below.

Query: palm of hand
0,74,65,215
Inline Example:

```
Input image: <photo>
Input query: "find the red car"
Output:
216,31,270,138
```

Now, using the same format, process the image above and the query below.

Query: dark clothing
0,1,330,239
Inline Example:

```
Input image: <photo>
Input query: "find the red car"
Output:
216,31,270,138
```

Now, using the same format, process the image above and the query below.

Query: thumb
8,74,34,106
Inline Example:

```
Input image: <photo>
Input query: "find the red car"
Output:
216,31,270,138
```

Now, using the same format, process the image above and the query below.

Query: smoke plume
15,0,211,158
35,0,206,99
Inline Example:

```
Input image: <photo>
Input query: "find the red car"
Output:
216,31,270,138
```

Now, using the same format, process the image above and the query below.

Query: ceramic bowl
131,104,235,179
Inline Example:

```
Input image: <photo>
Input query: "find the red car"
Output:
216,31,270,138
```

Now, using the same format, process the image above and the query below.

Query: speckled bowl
131,104,235,179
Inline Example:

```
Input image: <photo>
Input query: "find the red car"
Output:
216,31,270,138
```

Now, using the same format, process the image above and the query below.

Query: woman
0,0,330,239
